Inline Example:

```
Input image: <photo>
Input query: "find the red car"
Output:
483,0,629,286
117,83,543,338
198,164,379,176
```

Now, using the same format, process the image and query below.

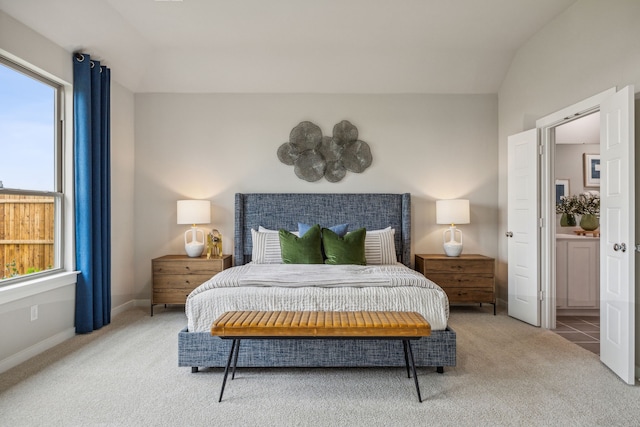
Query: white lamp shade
436,199,470,225
177,200,211,225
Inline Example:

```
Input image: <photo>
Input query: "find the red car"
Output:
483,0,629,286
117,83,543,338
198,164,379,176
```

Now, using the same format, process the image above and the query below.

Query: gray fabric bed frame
178,193,456,371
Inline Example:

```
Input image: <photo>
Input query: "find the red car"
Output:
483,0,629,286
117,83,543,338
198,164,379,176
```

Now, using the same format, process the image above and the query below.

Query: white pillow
251,227,299,264
364,227,397,265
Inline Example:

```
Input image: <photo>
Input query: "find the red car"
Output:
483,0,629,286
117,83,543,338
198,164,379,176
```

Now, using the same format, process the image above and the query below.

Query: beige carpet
1,305,639,426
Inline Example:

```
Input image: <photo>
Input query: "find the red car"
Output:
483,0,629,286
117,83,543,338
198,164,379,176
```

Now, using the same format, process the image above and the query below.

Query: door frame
535,88,616,329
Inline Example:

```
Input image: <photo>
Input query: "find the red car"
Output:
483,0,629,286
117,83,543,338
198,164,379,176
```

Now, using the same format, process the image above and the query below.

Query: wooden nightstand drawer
153,258,228,275
152,274,213,290
447,288,495,303
415,254,496,314
151,254,232,315
426,273,494,288
420,258,494,274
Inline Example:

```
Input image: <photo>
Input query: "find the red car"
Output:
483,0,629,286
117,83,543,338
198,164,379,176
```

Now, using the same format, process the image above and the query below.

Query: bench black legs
218,339,240,402
404,339,422,402
217,338,424,402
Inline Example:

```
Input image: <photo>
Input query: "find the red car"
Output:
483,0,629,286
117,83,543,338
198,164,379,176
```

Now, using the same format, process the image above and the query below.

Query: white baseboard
111,299,150,316
134,298,151,308
0,327,75,374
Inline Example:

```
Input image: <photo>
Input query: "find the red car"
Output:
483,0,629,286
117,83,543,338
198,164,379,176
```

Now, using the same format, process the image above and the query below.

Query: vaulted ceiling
0,0,577,93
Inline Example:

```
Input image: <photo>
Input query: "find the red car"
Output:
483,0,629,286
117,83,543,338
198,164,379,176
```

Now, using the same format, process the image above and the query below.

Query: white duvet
186,263,450,332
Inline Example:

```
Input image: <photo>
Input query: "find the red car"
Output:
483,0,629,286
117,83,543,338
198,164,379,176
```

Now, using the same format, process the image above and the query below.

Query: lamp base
184,227,205,257
442,226,463,257
185,242,205,258
443,241,463,257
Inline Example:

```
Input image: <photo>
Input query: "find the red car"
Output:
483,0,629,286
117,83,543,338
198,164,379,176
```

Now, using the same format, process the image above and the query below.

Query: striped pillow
364,227,397,265
251,227,299,264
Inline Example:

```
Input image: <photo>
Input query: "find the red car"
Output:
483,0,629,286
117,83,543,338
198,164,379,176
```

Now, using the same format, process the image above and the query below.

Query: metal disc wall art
277,120,372,182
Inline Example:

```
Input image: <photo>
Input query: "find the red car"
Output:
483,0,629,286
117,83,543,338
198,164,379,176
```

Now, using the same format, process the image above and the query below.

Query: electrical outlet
30,305,38,321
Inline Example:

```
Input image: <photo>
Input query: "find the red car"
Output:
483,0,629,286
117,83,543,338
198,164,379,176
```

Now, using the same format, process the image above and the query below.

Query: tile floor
552,315,600,355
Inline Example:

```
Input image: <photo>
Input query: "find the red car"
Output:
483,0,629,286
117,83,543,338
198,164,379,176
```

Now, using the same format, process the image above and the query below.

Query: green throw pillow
322,227,366,265
279,224,324,264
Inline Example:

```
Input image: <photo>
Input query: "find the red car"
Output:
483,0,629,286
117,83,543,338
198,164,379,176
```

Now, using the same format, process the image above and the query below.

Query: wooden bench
211,310,432,402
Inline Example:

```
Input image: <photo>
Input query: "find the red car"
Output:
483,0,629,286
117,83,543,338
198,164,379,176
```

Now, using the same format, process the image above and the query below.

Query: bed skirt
178,326,456,369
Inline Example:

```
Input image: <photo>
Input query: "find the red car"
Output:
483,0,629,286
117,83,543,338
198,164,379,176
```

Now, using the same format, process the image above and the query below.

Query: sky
0,62,55,192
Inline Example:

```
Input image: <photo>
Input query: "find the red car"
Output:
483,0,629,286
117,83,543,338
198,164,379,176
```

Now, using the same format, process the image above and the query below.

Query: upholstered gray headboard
234,193,411,267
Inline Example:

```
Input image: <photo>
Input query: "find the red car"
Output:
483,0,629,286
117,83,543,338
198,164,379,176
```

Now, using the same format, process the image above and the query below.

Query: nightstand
151,254,232,316
415,254,496,315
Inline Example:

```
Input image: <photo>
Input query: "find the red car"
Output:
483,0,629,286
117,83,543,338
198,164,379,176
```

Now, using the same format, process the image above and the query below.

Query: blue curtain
73,53,111,333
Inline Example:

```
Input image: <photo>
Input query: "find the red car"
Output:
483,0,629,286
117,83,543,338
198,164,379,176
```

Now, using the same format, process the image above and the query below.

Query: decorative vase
580,214,599,231
560,213,577,227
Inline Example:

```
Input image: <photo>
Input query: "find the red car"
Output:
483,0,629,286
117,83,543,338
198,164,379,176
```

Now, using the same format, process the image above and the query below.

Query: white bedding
186,262,450,332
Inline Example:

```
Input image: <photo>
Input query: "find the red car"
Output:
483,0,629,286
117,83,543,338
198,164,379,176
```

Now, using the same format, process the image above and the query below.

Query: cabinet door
567,241,598,308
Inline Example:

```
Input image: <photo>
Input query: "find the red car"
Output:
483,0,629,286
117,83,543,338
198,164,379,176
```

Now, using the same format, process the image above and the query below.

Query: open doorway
509,85,635,384
552,112,601,355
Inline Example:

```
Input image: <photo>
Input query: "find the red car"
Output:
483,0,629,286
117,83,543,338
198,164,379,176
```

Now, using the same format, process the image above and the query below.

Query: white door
599,85,635,384
507,129,540,326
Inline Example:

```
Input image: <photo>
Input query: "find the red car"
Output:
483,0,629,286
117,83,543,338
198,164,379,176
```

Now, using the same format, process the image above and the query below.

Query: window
0,58,63,283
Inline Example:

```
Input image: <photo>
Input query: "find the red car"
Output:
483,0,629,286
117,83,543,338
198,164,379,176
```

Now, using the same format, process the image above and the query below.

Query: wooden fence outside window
0,194,55,279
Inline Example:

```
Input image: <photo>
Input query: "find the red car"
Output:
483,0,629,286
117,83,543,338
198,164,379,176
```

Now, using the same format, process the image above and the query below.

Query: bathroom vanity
556,234,599,314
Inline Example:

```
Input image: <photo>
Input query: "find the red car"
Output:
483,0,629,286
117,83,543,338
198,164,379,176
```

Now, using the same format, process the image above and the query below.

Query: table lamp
177,200,211,257
436,199,470,257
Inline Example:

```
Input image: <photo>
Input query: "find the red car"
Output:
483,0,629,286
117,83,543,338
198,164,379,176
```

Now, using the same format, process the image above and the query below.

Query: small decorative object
206,234,213,259
579,214,599,231
177,200,211,257
576,192,600,231
277,120,372,182
560,213,577,227
207,229,222,258
583,153,600,187
436,199,470,257
556,194,578,227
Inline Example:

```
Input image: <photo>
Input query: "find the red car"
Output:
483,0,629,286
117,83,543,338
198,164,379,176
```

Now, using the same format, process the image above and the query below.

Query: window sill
0,271,79,305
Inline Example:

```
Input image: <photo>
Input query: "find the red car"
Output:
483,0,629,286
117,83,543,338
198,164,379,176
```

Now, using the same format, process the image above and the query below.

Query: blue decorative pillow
298,222,348,237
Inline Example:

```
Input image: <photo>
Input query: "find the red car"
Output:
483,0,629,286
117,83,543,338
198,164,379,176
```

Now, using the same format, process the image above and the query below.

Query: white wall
498,0,640,365
133,93,499,299
110,81,136,309
498,0,640,298
0,10,136,371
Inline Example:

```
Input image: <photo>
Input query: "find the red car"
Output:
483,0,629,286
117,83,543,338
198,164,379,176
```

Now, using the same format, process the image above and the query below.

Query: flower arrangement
556,192,599,216
556,195,579,215
556,192,599,230
575,192,600,216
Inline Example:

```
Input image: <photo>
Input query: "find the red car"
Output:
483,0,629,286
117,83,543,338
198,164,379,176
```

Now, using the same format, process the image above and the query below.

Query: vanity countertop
556,232,599,240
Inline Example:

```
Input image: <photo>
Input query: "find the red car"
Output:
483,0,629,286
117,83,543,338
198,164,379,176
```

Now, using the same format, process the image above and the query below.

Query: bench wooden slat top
211,311,431,338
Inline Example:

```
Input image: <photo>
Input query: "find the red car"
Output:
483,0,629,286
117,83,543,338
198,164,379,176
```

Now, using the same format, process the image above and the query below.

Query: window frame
0,56,65,285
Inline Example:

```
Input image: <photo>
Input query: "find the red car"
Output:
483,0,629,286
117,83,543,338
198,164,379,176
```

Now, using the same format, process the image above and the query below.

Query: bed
178,193,456,371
